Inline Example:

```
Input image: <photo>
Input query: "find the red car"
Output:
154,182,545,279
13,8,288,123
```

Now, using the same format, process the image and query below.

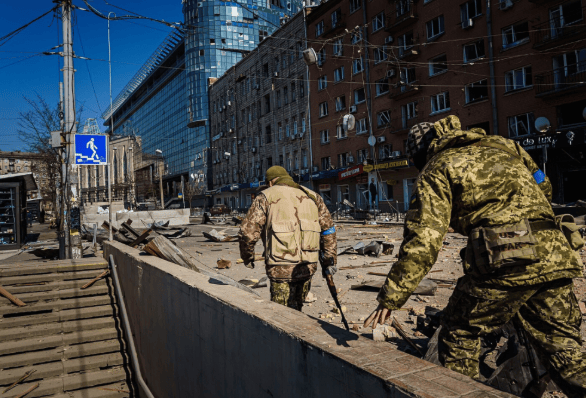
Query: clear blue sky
0,0,183,151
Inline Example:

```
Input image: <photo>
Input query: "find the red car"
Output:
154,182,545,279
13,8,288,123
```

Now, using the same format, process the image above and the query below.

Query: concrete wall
83,209,189,229
104,241,512,398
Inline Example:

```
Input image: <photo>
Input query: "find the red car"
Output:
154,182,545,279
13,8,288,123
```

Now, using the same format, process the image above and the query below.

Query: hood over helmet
426,115,487,160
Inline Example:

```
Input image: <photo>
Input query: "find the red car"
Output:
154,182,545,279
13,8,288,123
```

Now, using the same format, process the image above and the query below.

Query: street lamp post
107,12,116,241
156,149,164,209
128,146,135,209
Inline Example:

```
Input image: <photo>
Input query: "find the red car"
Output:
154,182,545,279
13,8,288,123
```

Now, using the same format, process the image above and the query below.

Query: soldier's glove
322,266,337,278
244,261,255,269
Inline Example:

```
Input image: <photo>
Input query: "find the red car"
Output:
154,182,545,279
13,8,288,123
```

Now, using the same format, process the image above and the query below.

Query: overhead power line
0,6,59,48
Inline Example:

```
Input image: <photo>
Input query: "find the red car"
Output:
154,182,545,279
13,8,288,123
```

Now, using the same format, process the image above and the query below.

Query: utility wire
75,24,103,114
0,6,59,48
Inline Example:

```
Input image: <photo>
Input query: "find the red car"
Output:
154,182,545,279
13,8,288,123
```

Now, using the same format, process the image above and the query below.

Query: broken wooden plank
392,317,424,356
3,370,36,394
81,270,110,289
367,272,388,277
101,221,118,234
339,262,394,271
129,228,153,248
120,221,140,239
0,285,26,307
14,383,39,398
351,278,437,296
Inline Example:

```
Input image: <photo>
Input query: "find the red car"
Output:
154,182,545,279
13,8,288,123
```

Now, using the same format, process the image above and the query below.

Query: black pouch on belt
468,219,540,275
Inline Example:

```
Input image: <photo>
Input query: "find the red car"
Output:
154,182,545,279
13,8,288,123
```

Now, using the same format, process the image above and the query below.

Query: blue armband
321,226,336,236
533,169,545,184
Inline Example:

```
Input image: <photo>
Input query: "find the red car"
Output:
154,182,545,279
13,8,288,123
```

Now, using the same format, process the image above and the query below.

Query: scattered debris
251,276,268,288
217,259,231,269
81,270,110,289
143,235,259,296
338,241,394,257
232,216,243,225
372,324,397,341
0,285,26,307
202,229,238,242
305,292,317,303
3,369,36,393
580,301,586,315
351,278,437,296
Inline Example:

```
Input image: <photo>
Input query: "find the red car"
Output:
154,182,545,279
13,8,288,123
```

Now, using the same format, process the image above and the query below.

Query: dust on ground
179,221,586,397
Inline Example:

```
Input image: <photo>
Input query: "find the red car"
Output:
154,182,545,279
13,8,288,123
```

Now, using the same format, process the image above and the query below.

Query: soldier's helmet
406,122,437,159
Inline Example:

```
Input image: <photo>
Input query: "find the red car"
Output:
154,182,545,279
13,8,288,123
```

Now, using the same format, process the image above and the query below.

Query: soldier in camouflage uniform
364,115,586,396
239,166,337,311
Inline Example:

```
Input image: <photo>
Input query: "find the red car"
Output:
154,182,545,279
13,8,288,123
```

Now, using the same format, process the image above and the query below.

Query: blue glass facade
183,0,298,181
111,69,190,176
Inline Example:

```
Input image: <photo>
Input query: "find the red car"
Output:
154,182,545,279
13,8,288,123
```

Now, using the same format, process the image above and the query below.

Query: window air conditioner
499,0,513,10
252,147,257,153
229,128,234,133
237,140,242,144
385,35,394,44
391,150,401,158
349,105,357,113
254,84,260,89
462,18,473,29
227,101,232,106
274,71,279,77
348,155,354,163
312,166,319,172
377,136,386,143
386,69,396,78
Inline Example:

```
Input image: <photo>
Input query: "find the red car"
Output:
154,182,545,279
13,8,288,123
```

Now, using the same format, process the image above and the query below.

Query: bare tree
183,177,206,215
17,95,85,215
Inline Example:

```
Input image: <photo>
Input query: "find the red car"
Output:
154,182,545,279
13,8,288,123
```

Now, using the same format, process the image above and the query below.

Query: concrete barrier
83,209,189,229
104,241,513,398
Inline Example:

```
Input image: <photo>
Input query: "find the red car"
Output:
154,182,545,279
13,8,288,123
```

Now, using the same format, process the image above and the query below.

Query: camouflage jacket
238,182,337,282
378,115,583,310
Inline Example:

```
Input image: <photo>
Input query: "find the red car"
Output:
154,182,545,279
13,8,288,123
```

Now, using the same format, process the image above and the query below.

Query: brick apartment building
208,12,312,210
306,0,586,210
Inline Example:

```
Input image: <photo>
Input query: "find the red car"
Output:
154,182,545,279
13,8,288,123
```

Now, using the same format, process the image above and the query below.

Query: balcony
533,15,585,51
385,1,418,33
535,64,586,97
389,81,419,99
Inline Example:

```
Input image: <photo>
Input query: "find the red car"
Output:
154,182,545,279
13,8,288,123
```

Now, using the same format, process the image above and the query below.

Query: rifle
325,274,350,331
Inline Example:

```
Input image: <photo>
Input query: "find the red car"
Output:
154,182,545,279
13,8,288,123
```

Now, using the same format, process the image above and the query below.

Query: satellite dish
342,114,355,132
534,117,551,134
582,107,586,121
368,135,376,147
302,48,317,66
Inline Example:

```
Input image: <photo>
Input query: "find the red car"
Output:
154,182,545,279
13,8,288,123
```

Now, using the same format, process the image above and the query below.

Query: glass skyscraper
104,0,299,189
183,0,298,184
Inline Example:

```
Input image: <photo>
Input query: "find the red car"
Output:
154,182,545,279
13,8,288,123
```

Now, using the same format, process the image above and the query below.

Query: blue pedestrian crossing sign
75,134,108,165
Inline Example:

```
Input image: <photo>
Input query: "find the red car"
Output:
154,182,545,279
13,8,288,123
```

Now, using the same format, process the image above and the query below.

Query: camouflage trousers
269,278,312,311
439,277,586,398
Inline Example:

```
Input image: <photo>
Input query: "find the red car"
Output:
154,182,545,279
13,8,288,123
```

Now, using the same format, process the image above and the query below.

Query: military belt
529,220,557,232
